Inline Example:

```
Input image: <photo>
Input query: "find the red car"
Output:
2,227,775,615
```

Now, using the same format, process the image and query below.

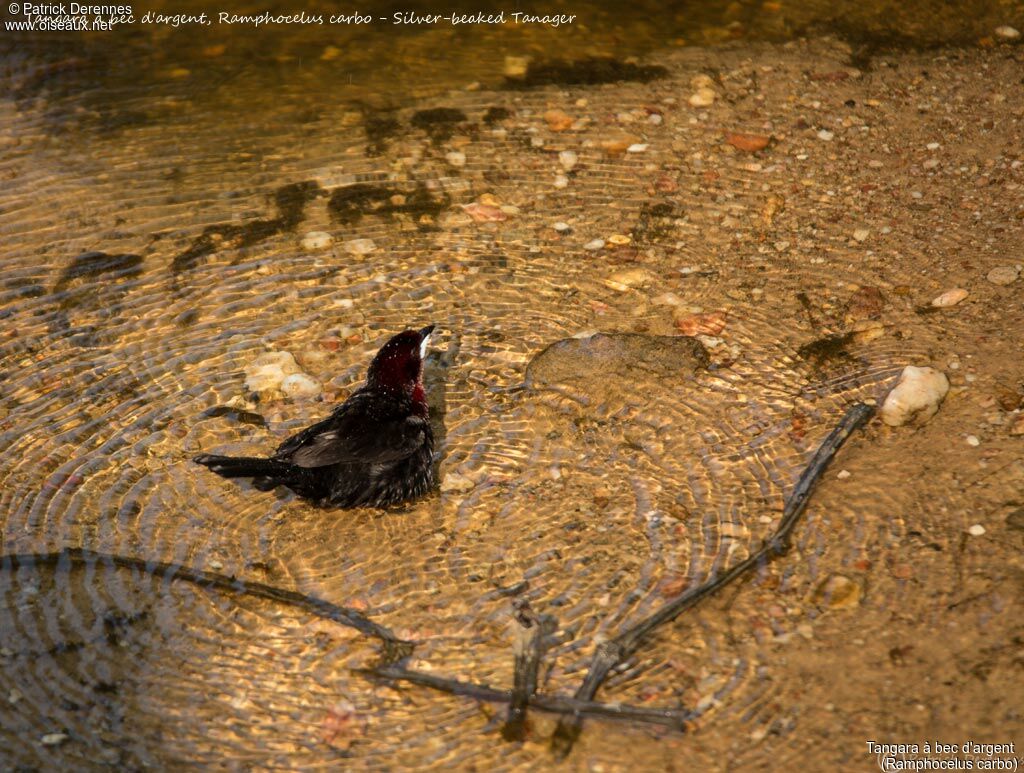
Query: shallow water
2,3,1024,770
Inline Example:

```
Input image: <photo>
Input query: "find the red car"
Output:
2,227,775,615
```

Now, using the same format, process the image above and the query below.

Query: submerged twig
502,600,557,740
0,548,412,664
551,402,875,756
363,664,696,729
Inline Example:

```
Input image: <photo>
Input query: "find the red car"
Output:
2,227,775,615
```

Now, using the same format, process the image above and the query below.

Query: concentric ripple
2,35,1022,770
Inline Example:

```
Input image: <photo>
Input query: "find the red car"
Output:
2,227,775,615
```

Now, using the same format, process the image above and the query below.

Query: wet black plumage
194,326,435,508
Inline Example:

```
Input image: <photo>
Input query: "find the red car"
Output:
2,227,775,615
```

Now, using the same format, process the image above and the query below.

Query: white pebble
553,174,569,189
995,25,1020,39
965,435,980,447
688,88,716,107
648,113,663,125
926,142,940,150
583,239,605,251
627,143,648,153
344,238,376,255
967,524,986,536
445,151,466,167
441,472,475,493
817,129,834,141
41,733,68,746
281,373,322,399
558,150,578,170
301,231,333,251
880,365,950,427
853,228,869,242
836,470,851,480
244,351,301,393
553,222,571,232
931,288,968,307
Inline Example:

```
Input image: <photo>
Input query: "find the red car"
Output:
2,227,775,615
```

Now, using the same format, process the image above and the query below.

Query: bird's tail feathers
193,454,291,480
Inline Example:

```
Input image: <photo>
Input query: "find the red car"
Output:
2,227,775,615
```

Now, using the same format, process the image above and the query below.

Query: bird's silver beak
418,324,435,358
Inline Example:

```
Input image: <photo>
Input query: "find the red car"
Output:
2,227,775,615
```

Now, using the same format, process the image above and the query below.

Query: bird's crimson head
366,325,434,402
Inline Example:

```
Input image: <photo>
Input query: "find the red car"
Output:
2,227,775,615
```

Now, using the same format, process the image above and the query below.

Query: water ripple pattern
1,37,1022,770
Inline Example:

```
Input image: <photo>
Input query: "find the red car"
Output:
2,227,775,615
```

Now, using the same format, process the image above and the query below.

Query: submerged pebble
880,365,950,426
245,351,302,394
281,373,322,399
811,574,862,610
986,266,1020,286
440,471,476,493
301,231,333,251
344,238,377,255
688,88,716,107
931,288,968,307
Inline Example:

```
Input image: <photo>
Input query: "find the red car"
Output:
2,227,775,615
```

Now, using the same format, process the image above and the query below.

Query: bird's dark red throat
366,324,434,415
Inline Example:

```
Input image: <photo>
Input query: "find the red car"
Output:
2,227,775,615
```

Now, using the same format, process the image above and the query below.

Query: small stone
845,286,885,320
553,222,571,233
41,733,69,746
688,88,716,107
445,151,466,167
344,238,377,255
281,373,322,400
817,129,834,141
604,268,655,290
923,159,940,170
691,74,715,89
504,56,529,77
931,288,968,307
553,175,569,189
8,689,22,704
301,231,333,251
558,150,578,170
811,574,861,610
986,266,1020,285
441,472,475,493
967,524,986,537
836,469,851,479
583,239,605,251
244,351,302,394
607,234,631,246
1009,415,1024,436
209,560,223,570
600,135,640,156
648,113,663,125
853,228,870,242
994,25,1020,40
724,132,771,152
675,310,728,337
880,365,950,427
462,202,507,222
544,109,574,132
627,143,648,153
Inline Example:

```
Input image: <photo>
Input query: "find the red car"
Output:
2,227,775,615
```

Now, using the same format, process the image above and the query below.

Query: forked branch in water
549,402,875,756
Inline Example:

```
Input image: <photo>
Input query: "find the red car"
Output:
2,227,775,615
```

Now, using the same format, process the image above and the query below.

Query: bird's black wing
273,390,428,468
